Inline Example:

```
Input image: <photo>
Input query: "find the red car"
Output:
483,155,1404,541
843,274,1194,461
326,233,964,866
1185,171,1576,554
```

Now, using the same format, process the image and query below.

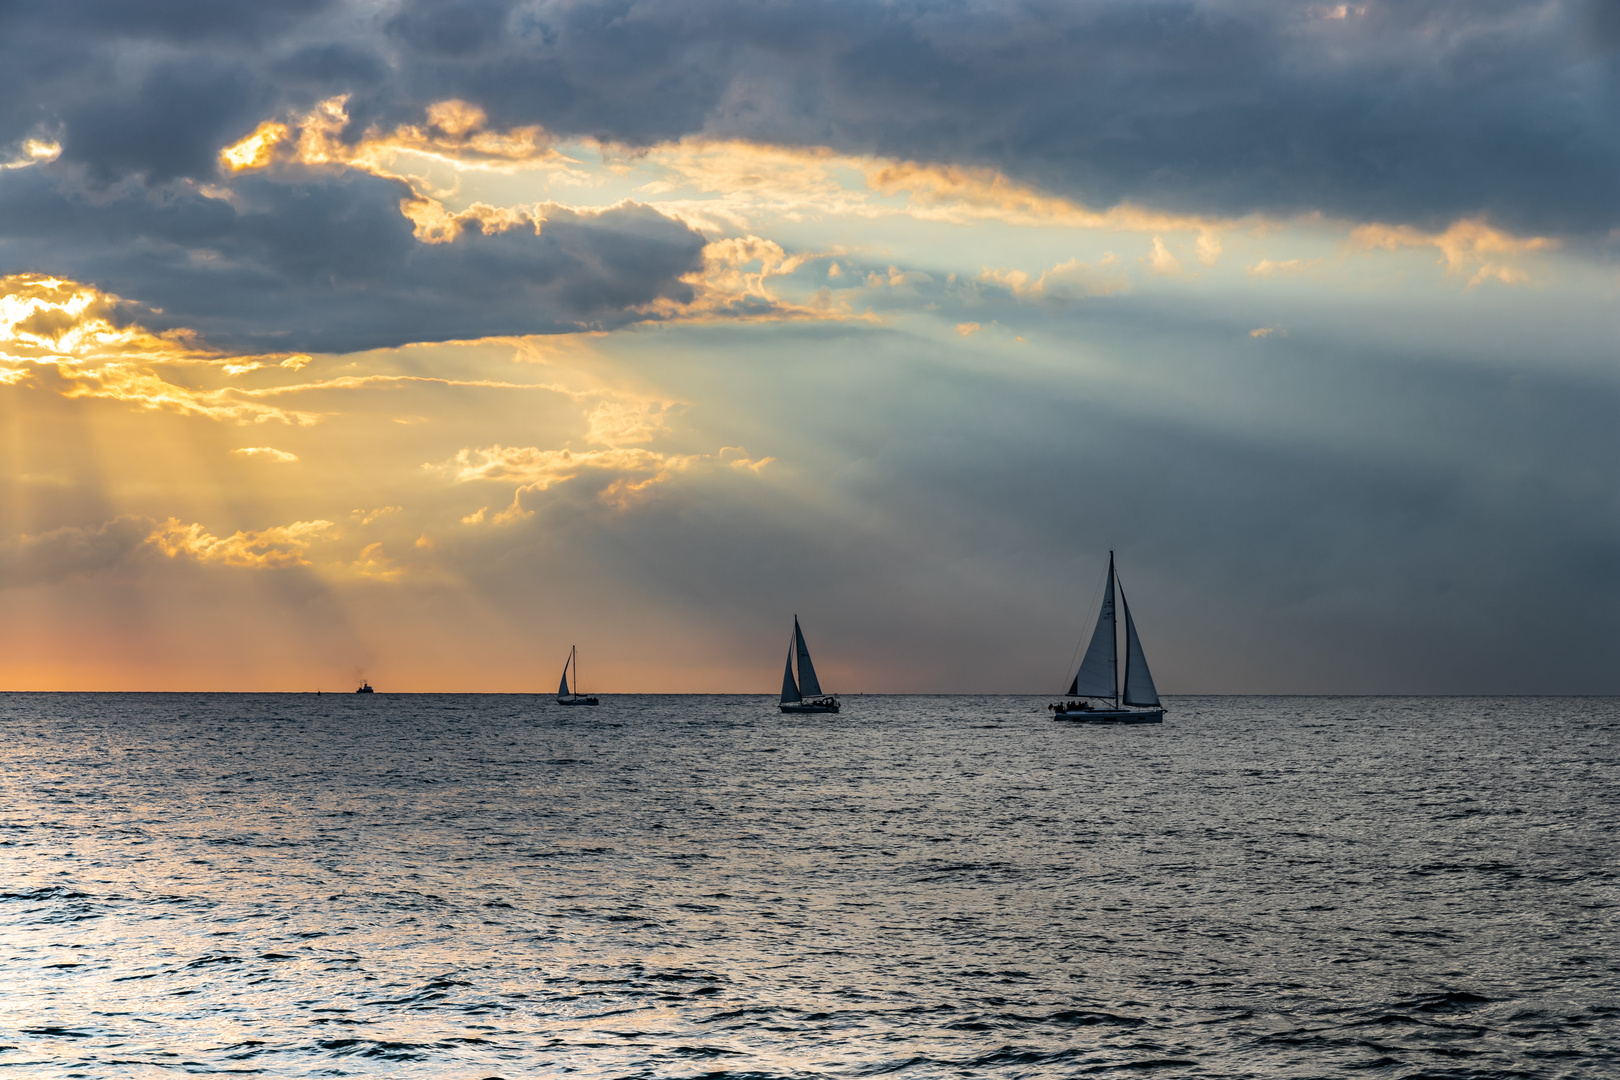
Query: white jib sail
558,664,570,697
780,642,802,703
1120,591,1160,707
793,619,823,697
1068,566,1117,698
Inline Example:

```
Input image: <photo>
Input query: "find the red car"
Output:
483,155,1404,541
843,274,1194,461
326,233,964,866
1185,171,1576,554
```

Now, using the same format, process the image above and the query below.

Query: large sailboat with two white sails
779,616,839,713
1051,552,1164,723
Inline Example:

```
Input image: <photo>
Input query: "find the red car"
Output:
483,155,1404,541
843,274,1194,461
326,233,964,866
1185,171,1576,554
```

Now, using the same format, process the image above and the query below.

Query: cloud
585,398,678,447
221,96,569,182
0,516,157,590
0,2,1599,359
0,273,318,423
346,540,405,581
1248,258,1319,278
0,163,710,352
1350,218,1556,285
640,139,1229,235
148,517,336,569
954,322,981,337
1,512,337,587
0,2,1604,245
980,255,1129,304
1145,237,1182,276
233,446,299,461
444,442,773,512
354,505,402,525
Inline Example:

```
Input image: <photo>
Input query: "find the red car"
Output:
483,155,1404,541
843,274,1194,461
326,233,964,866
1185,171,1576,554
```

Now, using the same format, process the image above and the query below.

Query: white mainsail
1067,558,1117,699
1120,588,1160,707
780,643,802,704
793,618,823,697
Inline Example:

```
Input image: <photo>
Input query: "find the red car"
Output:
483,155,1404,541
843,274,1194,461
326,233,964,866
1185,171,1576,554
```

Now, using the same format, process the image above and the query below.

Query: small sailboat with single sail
779,616,839,713
556,645,598,706
1050,552,1164,723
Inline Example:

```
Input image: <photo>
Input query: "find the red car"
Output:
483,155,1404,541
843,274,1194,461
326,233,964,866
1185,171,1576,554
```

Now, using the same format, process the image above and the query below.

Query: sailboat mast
1109,551,1118,708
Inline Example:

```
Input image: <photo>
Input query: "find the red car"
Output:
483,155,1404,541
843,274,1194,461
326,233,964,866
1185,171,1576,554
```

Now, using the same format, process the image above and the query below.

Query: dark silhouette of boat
557,645,598,705
779,616,839,713
1050,551,1164,723
355,682,374,694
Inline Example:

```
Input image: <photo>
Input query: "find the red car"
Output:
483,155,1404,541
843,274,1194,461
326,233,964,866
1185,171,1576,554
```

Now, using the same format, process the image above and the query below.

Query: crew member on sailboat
1051,552,1165,723
779,616,839,713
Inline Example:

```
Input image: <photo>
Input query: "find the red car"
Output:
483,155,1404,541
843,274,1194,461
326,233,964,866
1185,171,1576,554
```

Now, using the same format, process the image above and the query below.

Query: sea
0,694,1615,1079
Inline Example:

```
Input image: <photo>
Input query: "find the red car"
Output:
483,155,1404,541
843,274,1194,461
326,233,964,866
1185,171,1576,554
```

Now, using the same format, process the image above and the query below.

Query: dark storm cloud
3,0,1612,233
0,1,1610,350
0,167,704,352
343,0,1618,236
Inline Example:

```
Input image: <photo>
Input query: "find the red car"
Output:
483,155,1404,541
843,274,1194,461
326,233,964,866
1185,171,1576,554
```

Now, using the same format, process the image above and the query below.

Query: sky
0,0,1615,694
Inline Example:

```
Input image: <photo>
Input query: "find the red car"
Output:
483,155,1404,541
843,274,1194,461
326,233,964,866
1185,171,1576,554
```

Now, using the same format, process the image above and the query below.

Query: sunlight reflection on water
0,693,1615,1077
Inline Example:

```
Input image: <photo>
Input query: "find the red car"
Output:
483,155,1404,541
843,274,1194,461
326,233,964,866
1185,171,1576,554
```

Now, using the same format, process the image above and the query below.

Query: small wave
315,1037,434,1061
1389,991,1498,1014
1,886,92,901
185,953,243,968
1043,1010,1147,1028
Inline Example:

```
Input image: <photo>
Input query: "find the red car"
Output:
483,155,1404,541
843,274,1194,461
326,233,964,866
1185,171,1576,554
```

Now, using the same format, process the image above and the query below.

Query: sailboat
1050,552,1165,723
556,645,599,706
779,616,840,713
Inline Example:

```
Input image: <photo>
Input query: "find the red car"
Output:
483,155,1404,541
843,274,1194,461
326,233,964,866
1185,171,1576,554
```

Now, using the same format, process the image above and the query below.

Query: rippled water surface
1,694,1616,1078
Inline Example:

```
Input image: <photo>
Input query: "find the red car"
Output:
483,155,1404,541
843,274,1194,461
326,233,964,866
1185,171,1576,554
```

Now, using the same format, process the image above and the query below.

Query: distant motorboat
1051,552,1165,724
779,616,839,713
355,682,374,694
557,645,598,706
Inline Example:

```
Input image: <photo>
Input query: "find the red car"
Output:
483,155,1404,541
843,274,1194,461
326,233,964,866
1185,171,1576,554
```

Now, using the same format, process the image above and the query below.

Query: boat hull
780,702,840,713
1053,707,1163,724
557,696,598,706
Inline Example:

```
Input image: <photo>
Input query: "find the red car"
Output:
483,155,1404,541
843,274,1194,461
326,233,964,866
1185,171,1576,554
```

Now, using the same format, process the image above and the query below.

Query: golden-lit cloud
221,97,568,177
0,274,317,423
221,97,582,242
213,92,1572,322
1350,218,1556,286
354,506,402,526
980,255,1129,302
219,122,290,170
635,138,1236,246
1250,326,1288,338
585,398,679,447
447,444,697,489
1,515,363,587
955,322,982,337
445,442,773,514
218,111,1246,286
232,446,299,462
1,138,62,171
346,541,405,582
1145,236,1183,276
648,234,864,324
1248,258,1319,277
148,518,335,569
